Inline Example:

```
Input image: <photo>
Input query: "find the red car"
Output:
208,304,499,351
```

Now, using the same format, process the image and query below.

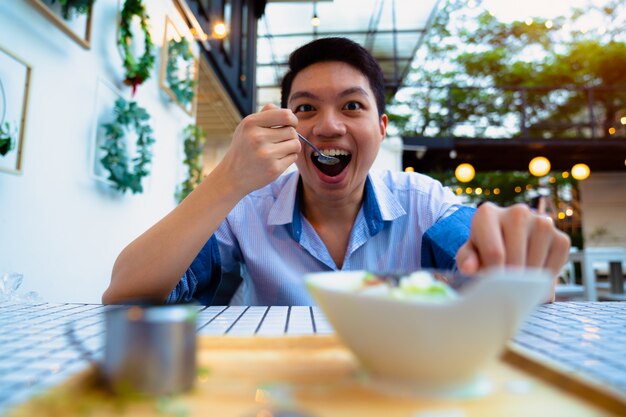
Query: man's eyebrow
288,87,370,104
288,91,319,104
338,87,370,98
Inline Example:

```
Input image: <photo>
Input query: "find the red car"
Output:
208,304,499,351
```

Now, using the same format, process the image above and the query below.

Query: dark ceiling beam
258,28,426,38
258,81,405,89
256,56,413,66
402,136,626,172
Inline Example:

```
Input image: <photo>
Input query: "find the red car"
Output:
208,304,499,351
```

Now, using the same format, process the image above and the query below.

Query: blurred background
0,0,624,303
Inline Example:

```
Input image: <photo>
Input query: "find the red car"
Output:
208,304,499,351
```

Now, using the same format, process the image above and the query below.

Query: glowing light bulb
571,163,590,180
212,22,227,39
529,156,551,177
455,163,475,183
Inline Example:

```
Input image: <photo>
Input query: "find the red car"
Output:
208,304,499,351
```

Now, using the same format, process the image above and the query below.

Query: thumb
261,102,280,112
456,241,480,275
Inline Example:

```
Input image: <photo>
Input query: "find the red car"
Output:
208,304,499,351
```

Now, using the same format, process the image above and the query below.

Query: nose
312,110,346,139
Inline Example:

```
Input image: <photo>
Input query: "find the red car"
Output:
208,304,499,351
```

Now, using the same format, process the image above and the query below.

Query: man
102,38,570,306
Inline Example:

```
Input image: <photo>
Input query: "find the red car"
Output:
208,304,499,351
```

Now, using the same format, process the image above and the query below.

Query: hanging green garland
0,122,15,157
175,124,206,202
49,0,95,20
0,78,15,157
118,0,155,94
166,37,196,107
100,98,155,194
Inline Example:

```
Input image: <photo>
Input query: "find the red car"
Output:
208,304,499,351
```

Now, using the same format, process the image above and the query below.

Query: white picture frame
0,45,31,175
28,0,93,49
159,16,198,116
90,78,153,194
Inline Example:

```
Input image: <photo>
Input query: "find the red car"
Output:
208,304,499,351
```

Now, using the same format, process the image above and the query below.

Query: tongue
312,154,351,177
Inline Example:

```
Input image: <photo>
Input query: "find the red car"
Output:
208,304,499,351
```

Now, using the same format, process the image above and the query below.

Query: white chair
555,248,585,300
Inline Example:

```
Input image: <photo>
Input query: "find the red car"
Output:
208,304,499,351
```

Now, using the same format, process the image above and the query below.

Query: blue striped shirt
166,170,475,306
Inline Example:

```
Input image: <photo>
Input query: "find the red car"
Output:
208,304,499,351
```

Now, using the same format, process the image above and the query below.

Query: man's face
288,61,388,203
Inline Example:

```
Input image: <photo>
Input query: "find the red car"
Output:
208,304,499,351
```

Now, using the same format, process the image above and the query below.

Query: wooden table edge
503,344,626,415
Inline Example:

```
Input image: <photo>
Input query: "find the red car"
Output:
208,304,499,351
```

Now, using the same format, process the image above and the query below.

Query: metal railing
396,85,626,140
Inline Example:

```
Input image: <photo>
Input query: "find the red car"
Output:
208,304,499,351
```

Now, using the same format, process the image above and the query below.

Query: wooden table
569,247,626,301
7,335,624,417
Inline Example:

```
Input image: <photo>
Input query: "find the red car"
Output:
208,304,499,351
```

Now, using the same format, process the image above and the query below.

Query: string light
545,20,553,29
515,186,522,193
493,188,500,195
525,18,534,26
609,127,616,135
529,156,551,177
404,166,414,172
455,163,475,182
571,163,590,180
562,171,569,179
475,187,483,195
621,117,626,125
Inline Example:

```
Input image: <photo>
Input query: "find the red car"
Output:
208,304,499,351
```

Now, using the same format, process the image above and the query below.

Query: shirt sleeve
421,206,475,270
165,234,222,305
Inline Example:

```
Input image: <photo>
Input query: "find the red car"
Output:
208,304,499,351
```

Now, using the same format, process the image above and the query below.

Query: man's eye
344,101,362,111
294,104,314,113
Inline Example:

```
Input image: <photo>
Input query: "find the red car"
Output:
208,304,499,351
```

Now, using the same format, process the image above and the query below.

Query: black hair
280,37,386,116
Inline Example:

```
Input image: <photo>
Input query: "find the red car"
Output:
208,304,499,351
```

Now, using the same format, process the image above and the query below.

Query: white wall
0,1,195,302
579,172,626,248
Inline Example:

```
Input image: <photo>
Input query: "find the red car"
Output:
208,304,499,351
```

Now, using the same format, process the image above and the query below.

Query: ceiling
256,0,441,109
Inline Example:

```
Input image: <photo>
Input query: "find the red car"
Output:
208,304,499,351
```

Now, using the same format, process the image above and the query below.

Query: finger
456,242,480,274
272,135,301,156
501,204,531,267
469,203,506,269
257,104,298,128
526,216,555,268
269,126,299,144
543,231,571,277
261,103,279,112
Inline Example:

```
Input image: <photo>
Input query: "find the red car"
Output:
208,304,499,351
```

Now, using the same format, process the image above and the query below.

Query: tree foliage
392,0,626,139
390,0,626,206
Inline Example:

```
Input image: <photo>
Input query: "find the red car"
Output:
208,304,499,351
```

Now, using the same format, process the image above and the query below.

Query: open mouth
311,149,352,177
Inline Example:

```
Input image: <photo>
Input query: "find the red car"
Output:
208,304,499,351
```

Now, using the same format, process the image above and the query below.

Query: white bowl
305,268,552,390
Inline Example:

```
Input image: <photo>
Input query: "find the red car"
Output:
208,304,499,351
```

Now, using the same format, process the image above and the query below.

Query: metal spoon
296,132,340,165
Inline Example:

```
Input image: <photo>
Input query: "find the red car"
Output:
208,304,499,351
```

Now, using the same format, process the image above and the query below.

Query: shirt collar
267,171,406,241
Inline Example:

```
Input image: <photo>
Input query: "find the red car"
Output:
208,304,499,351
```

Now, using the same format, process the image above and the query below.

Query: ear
378,114,388,143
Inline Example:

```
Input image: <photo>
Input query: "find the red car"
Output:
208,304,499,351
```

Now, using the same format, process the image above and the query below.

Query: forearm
103,104,301,304
102,167,243,304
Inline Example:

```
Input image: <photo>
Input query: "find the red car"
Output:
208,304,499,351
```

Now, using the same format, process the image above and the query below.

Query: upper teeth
313,149,351,157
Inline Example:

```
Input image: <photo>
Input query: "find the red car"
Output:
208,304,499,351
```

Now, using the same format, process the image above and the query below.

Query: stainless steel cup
101,304,197,395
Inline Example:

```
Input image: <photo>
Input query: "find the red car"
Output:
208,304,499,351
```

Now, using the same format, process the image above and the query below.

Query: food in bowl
358,271,458,303
306,268,553,392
